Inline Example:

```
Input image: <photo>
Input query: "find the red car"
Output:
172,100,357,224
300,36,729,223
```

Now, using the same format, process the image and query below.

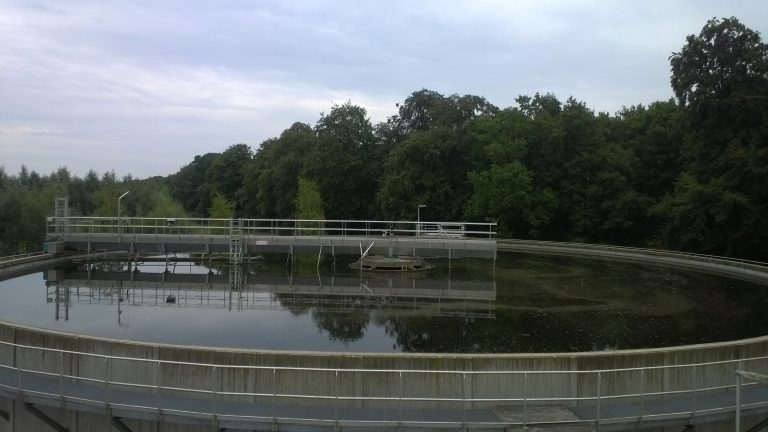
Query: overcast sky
1,1,766,179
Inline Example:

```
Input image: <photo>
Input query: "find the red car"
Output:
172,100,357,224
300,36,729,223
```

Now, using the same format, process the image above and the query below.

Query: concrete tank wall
2,321,768,407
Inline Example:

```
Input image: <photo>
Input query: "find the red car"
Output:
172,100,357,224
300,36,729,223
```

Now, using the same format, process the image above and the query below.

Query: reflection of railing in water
46,282,70,321
47,268,497,317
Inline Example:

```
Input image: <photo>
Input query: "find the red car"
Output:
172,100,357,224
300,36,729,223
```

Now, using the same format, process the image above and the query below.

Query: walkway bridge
45,217,497,261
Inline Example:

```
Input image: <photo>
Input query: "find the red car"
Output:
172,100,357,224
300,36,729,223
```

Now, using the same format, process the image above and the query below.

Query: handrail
3,338,766,374
46,217,498,239
0,251,46,265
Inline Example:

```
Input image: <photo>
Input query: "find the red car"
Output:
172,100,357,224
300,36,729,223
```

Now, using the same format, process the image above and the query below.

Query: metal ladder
229,218,242,265
54,197,69,235
229,219,244,301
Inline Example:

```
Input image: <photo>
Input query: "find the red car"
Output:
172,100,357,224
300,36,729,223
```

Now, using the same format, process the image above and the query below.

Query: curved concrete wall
498,239,768,284
2,320,768,407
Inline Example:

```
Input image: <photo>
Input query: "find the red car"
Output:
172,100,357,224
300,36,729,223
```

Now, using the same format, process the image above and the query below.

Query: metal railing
45,217,498,240
1,339,767,429
0,251,47,268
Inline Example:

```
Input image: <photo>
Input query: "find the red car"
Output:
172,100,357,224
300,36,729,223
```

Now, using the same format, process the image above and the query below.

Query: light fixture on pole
118,190,130,242
417,204,426,237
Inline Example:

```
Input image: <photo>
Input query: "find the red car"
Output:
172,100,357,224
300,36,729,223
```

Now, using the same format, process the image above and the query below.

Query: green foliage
295,177,325,235
377,128,473,220
168,153,218,217
376,90,497,220
294,177,325,220
208,192,235,219
466,162,556,238
652,174,753,255
303,102,378,219
207,144,252,209
657,16,768,257
240,123,317,218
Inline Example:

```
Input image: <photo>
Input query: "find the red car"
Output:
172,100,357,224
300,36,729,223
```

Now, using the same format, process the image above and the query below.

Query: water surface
0,253,766,353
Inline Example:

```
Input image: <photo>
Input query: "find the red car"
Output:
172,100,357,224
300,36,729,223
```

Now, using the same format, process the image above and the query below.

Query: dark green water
0,253,766,353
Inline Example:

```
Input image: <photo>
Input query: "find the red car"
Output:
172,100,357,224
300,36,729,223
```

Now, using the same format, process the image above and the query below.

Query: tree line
2,17,766,259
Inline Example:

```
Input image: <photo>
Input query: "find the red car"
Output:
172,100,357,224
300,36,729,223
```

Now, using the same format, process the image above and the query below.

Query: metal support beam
0,406,9,422
24,403,69,432
111,417,134,432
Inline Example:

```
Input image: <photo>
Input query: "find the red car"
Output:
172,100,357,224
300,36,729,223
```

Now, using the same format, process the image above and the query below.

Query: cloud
1,0,767,177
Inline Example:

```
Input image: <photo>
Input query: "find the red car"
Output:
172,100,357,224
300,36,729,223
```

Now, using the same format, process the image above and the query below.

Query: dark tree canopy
658,16,768,257
670,17,768,111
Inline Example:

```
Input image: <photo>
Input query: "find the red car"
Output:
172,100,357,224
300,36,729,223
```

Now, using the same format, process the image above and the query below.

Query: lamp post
118,190,130,243
417,204,426,237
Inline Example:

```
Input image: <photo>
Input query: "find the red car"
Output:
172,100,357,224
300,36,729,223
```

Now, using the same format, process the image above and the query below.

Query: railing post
334,370,339,425
691,365,697,424
272,368,277,421
523,372,528,428
16,344,22,398
398,371,403,425
155,361,161,417
104,357,110,409
639,368,645,428
596,372,602,432
462,372,467,426
59,352,64,406
736,371,742,432
211,366,217,418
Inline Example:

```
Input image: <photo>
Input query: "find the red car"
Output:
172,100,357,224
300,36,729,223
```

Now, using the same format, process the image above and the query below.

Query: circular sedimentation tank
1,242,768,353
2,242,768,431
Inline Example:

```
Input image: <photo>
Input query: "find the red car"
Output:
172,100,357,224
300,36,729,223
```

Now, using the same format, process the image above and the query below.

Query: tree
376,90,498,220
377,128,477,220
240,123,317,218
392,89,498,134
615,101,685,199
303,102,378,219
671,18,768,112
169,153,219,216
658,17,768,258
653,174,752,255
465,162,556,238
207,144,252,213
294,177,325,220
208,192,235,219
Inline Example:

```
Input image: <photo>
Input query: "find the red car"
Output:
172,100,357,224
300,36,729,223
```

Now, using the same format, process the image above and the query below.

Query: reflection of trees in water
378,308,737,354
273,292,371,341
381,316,512,353
275,293,312,317
89,260,130,273
312,308,369,342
